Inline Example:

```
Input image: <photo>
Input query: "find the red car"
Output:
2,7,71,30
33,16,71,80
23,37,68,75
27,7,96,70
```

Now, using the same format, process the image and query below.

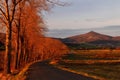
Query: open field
58,64,120,80
58,49,120,80
63,49,120,60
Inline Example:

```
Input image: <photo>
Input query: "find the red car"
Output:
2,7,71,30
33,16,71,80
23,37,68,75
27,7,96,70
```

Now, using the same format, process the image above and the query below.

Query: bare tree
0,0,65,74
12,0,48,70
0,0,25,74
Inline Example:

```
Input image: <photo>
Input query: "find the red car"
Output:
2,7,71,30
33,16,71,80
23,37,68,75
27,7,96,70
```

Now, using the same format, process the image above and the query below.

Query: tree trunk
15,27,20,69
4,24,12,74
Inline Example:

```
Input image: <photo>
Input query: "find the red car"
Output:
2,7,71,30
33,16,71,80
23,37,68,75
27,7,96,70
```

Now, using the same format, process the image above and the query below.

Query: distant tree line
66,43,119,50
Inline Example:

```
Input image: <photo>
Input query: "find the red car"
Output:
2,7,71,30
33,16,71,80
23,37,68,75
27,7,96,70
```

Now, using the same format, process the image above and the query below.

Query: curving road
25,62,95,80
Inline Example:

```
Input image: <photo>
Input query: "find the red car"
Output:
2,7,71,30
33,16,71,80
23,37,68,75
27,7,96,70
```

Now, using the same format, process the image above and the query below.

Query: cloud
85,18,105,22
46,0,120,29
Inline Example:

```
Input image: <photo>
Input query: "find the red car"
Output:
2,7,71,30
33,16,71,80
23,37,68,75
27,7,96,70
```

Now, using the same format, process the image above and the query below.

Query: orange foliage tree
11,0,49,70
32,37,69,61
0,0,68,74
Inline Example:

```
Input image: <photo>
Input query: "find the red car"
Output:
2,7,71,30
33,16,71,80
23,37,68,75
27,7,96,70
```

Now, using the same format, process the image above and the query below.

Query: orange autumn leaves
0,0,68,73
33,37,69,60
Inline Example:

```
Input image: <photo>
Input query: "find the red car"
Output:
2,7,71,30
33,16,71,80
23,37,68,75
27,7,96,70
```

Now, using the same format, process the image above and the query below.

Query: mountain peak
67,31,112,43
87,31,99,34
89,31,96,33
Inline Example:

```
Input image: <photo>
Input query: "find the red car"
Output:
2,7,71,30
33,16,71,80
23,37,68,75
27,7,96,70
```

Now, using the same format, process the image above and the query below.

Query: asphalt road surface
25,62,95,80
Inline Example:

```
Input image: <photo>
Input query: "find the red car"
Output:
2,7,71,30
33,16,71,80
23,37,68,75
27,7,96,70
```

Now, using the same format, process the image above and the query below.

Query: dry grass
58,49,120,80
63,49,120,60
10,60,42,80
55,64,106,80
61,60,120,65
57,64,120,80
0,60,41,80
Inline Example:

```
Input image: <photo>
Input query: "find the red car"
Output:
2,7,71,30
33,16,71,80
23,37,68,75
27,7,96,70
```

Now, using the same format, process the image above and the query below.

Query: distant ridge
47,25,120,38
58,31,120,49
103,25,120,29
67,31,113,43
60,31,120,47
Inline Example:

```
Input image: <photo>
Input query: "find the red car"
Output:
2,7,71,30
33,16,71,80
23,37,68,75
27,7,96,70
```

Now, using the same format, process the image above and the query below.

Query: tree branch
0,17,7,25
0,8,7,20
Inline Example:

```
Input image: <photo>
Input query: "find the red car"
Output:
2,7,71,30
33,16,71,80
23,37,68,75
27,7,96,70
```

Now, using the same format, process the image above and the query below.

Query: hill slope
67,31,113,43
63,31,120,43
61,31,120,49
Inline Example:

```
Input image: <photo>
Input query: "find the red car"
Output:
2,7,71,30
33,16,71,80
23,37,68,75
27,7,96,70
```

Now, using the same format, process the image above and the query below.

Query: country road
25,62,95,80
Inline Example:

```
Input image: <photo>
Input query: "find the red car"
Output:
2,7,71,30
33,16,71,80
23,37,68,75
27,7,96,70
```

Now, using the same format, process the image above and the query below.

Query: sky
45,0,120,29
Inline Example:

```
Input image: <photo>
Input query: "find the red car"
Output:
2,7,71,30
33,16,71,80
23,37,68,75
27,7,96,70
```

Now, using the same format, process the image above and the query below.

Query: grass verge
57,63,120,80
58,50,120,80
53,63,107,80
